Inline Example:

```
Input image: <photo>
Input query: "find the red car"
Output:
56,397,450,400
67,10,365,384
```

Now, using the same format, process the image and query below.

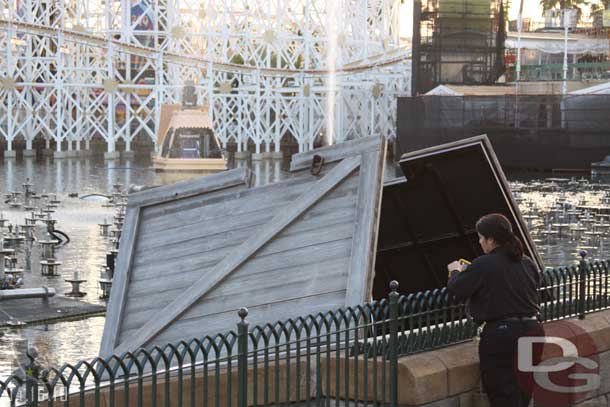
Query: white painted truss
0,0,410,155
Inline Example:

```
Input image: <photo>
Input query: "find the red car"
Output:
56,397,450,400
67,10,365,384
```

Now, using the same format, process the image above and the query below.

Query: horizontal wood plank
290,136,381,172
113,156,361,355
139,173,358,237
127,168,252,208
145,290,348,347
121,252,351,334
127,216,355,298
133,190,358,268
140,172,317,221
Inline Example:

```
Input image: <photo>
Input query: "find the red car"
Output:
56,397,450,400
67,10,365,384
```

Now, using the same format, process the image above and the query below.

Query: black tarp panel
396,95,610,169
373,135,543,299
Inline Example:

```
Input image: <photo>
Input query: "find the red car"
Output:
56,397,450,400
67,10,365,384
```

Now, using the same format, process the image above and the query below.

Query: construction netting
397,95,610,169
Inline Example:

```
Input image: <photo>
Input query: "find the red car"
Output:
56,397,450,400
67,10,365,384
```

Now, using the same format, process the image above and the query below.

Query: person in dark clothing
447,213,543,407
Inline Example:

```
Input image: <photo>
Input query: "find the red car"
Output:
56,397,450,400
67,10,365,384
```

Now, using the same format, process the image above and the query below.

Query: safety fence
0,256,608,407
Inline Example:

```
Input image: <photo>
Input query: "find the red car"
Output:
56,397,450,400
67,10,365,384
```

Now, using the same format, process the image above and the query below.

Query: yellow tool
458,258,471,265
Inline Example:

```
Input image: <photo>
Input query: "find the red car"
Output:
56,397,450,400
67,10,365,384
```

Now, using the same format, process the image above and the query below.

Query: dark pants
479,320,544,407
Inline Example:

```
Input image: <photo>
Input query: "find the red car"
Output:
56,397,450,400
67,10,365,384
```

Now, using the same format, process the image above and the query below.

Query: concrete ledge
251,153,264,161
402,308,610,406
22,149,36,157
4,150,17,158
324,308,610,406
434,342,480,396
121,151,135,159
397,351,450,405
54,151,69,159
104,151,121,160
42,149,54,156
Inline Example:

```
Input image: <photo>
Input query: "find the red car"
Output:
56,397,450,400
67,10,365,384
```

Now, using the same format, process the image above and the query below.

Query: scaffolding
0,1,411,157
413,0,508,94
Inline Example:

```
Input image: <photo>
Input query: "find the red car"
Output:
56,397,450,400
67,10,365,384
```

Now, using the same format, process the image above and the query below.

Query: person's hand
447,260,465,275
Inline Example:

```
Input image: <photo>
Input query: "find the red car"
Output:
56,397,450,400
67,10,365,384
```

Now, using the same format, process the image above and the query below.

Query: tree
539,0,589,22
591,0,610,12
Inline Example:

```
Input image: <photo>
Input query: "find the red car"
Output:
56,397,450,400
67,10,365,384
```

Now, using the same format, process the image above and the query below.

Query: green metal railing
1,256,609,407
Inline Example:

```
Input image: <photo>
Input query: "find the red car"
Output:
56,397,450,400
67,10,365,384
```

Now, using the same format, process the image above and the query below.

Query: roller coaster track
0,19,411,77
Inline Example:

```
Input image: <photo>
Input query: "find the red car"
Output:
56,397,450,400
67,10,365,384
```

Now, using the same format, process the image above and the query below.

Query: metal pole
516,0,524,83
389,280,399,407
237,307,249,407
562,9,570,95
578,250,588,320
411,1,421,97
24,348,40,407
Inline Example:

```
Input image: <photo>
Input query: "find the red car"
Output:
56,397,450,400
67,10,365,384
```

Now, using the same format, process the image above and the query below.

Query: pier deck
0,296,105,327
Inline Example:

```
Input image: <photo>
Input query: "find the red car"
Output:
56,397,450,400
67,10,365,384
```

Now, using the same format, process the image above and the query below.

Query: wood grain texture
149,290,348,347
113,156,361,355
129,204,356,285
134,182,358,261
99,207,141,358
121,249,352,336
136,175,358,247
290,136,381,172
346,136,386,306
103,137,388,359
127,167,252,208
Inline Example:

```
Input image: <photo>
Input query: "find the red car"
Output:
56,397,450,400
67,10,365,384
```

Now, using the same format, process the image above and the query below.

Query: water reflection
0,155,608,382
0,154,291,378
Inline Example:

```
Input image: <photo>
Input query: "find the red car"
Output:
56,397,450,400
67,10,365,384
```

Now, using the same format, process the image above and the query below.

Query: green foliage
539,0,589,23
591,0,610,12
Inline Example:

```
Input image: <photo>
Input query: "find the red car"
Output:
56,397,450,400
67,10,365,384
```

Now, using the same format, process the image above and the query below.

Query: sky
398,1,600,38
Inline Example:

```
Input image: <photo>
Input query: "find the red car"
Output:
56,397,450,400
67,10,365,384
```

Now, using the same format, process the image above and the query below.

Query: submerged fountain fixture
65,271,87,297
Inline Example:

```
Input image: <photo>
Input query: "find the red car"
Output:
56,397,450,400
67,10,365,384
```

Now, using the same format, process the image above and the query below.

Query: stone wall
394,309,610,406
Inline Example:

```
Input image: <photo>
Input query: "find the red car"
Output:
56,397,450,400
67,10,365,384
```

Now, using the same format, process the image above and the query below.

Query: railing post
579,250,588,320
237,307,249,407
389,280,399,407
24,347,40,407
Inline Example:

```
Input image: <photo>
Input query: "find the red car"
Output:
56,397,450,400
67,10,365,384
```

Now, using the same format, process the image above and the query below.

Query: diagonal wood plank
113,155,362,355
346,137,386,306
127,167,253,208
99,207,141,357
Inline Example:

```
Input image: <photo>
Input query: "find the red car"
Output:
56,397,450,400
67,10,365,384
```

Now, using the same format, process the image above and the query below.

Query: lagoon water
0,155,609,381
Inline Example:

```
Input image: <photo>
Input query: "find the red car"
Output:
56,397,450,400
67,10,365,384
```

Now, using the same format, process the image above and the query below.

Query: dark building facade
397,95,610,170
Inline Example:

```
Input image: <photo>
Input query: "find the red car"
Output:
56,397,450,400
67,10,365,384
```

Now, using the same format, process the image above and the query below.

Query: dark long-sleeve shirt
447,247,540,324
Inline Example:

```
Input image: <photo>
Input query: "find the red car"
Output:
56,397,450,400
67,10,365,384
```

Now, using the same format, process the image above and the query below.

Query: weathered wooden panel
101,136,387,358
120,217,356,333
152,290,349,346
100,168,253,357
135,175,358,253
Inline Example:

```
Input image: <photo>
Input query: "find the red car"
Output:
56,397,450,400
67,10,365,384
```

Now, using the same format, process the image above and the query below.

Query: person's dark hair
476,213,524,262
